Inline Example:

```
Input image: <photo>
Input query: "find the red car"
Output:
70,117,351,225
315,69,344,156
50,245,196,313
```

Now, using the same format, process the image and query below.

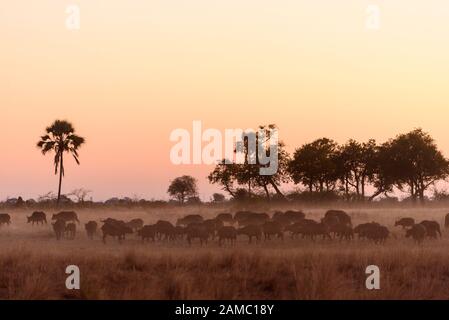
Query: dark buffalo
202,218,223,240
155,220,176,240
100,218,124,225
419,220,441,238
101,221,133,244
176,214,204,226
173,226,185,240
27,211,47,225
324,210,352,226
85,221,98,240
272,211,284,220
52,219,66,240
321,215,341,238
283,210,305,223
353,222,380,240
365,225,389,244
272,213,293,228
52,211,79,224
285,219,319,239
334,224,354,241
0,213,11,226
238,216,266,227
233,211,253,222
185,223,209,245
215,213,235,225
262,221,284,240
65,223,76,240
137,225,157,242
237,225,262,244
406,224,427,244
301,222,331,241
217,226,237,246
394,217,415,229
285,222,307,239
126,218,144,231
234,211,269,223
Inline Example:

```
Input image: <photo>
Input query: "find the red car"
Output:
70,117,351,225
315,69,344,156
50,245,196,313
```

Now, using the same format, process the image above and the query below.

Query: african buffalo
27,211,47,225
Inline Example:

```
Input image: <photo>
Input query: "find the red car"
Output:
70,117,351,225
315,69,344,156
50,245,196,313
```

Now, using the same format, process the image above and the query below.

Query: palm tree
37,120,85,205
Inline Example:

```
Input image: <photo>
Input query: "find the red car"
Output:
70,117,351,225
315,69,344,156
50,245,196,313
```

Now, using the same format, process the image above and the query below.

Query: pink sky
1,1,449,201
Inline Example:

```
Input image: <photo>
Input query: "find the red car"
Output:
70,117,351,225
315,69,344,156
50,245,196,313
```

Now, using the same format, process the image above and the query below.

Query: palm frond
40,135,51,141
40,141,56,154
68,134,86,148
38,120,85,176
47,120,75,136
72,154,80,165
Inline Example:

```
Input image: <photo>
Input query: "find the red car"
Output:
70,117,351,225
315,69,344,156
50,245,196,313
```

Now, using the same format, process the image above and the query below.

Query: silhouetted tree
186,196,202,205
233,188,250,202
382,129,449,203
338,139,377,200
67,188,92,203
208,161,239,197
210,126,449,203
288,138,339,192
16,196,24,207
250,124,290,199
167,175,198,204
37,120,85,205
211,193,226,203
38,191,57,203
432,187,449,201
359,140,378,199
366,143,395,201
208,124,289,200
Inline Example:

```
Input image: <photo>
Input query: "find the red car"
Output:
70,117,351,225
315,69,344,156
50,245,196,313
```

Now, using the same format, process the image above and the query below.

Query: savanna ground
1,205,449,300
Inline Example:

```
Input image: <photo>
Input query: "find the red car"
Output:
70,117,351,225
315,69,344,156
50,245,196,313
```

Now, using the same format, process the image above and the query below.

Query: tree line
32,120,449,205
207,126,449,203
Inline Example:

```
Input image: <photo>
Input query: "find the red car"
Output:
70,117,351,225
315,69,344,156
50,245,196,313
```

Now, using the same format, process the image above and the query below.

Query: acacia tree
167,175,198,204
366,143,395,201
208,124,289,200
67,188,92,203
209,127,448,203
384,129,449,202
38,191,57,203
288,138,339,192
251,124,290,199
37,120,85,205
208,161,239,197
359,140,378,199
338,139,377,200
211,193,226,203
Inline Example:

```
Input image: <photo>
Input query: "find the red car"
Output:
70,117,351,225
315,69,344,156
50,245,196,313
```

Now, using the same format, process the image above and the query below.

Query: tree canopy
167,175,199,204
37,120,85,205
208,127,449,202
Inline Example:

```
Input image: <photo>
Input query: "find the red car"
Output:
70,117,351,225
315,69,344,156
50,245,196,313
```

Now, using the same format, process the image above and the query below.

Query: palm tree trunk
57,153,63,206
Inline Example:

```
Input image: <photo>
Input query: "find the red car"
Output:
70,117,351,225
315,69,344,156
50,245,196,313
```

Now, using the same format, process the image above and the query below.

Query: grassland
1,206,449,299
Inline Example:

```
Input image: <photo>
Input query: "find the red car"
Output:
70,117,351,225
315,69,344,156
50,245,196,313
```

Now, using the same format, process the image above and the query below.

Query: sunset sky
1,1,449,201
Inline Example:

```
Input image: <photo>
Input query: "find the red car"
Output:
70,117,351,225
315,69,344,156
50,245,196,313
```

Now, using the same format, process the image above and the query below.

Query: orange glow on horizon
1,1,449,200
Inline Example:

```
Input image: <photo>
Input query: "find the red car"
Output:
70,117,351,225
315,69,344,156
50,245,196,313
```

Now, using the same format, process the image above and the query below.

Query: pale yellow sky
1,1,449,200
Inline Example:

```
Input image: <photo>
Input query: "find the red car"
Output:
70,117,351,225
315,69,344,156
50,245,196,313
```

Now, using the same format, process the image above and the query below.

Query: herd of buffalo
0,210,448,245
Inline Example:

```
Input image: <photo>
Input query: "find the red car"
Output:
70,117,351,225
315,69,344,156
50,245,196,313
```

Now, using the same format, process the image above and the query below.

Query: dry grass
1,206,449,299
